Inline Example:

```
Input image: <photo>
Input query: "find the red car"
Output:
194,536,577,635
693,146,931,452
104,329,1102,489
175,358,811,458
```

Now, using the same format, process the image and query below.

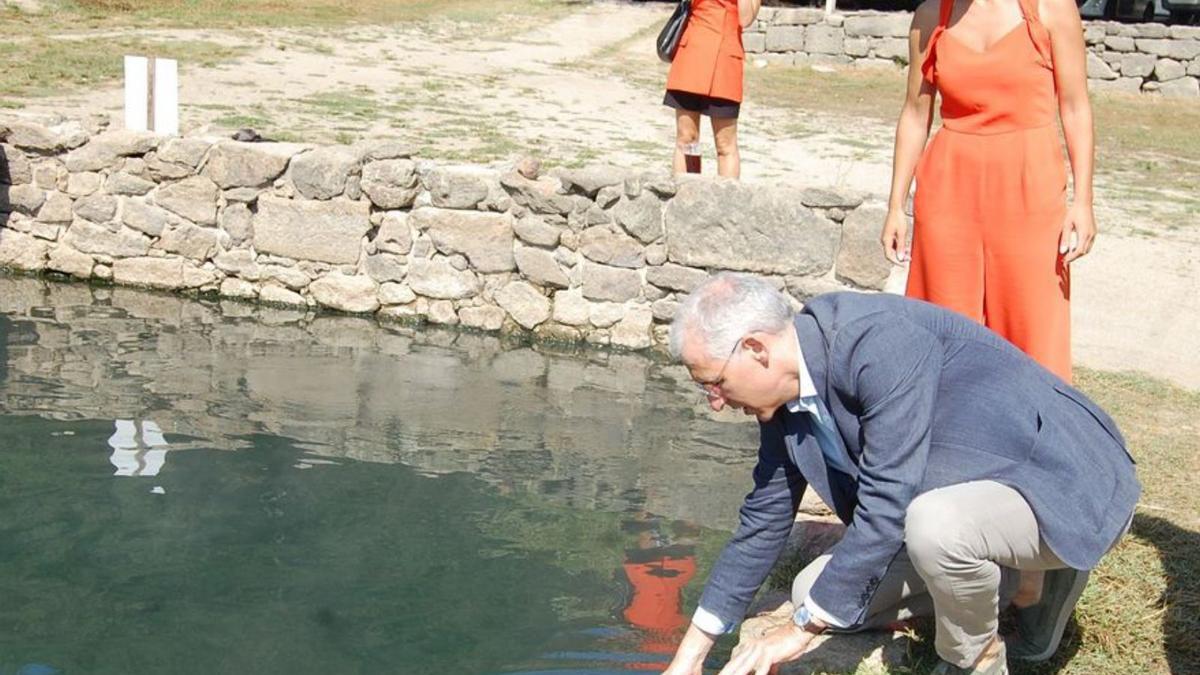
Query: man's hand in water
716,622,818,675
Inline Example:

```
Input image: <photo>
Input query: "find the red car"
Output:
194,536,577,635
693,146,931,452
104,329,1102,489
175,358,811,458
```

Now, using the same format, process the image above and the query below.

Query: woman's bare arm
1043,0,1097,262
881,0,939,264
738,0,762,28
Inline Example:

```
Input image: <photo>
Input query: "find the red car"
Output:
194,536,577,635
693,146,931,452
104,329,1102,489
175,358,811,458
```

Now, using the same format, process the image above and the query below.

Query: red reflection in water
619,515,698,670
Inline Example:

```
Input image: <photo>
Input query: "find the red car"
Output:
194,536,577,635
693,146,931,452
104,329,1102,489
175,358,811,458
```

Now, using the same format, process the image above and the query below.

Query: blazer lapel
782,411,836,509
792,312,859,522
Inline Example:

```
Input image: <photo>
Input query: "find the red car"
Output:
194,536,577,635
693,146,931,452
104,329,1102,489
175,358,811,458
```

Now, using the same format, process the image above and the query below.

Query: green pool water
0,276,758,675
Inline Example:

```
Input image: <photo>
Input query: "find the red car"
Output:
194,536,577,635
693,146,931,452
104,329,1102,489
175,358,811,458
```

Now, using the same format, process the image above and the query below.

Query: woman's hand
881,208,910,265
1059,200,1096,264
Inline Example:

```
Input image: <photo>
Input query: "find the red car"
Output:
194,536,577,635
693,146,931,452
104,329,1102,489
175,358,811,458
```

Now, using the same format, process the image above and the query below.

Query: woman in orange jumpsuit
880,0,1096,382
664,0,761,178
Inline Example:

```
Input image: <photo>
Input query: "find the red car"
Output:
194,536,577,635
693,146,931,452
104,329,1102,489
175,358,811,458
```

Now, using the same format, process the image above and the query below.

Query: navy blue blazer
697,292,1140,629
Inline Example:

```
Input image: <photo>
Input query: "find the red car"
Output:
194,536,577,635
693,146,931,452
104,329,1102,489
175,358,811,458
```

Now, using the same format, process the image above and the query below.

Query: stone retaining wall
744,8,1200,97
0,115,893,352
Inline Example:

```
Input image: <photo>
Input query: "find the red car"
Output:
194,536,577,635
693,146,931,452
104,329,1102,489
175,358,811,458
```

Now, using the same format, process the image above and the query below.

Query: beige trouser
791,481,1067,667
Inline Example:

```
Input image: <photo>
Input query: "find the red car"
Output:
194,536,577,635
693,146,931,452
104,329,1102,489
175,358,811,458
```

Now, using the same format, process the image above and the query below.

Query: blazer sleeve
807,314,944,626
696,418,807,630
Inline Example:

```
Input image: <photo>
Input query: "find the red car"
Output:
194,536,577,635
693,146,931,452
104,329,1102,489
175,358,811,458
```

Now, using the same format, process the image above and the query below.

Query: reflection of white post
124,55,178,135
108,419,170,477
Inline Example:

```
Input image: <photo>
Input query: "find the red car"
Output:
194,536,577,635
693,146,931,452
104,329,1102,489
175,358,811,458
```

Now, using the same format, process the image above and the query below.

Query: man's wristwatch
793,604,826,635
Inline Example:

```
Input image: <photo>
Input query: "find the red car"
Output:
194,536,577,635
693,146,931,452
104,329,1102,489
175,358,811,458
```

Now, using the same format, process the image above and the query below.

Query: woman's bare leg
673,110,701,175
711,115,740,179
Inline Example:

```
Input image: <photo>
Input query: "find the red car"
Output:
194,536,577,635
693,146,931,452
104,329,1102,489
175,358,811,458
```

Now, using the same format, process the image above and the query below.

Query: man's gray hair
668,272,794,362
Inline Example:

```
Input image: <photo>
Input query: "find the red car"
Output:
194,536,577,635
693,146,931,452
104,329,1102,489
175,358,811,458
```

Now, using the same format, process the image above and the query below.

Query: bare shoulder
1039,0,1083,30
912,0,942,32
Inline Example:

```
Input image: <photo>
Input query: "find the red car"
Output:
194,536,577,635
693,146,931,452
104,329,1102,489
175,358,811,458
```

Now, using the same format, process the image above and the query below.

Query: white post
153,58,179,135
825,0,836,16
123,55,179,135
123,55,149,132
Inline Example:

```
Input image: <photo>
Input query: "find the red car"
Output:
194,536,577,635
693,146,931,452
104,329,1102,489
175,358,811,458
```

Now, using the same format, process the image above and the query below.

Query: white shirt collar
785,341,819,413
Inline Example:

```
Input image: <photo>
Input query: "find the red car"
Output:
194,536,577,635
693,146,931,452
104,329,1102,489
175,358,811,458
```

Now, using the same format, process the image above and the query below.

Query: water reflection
0,275,758,673
107,419,170,477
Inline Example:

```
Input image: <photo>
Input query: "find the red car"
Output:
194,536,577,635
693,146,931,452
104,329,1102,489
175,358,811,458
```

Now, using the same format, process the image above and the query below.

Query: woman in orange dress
880,0,1096,382
664,0,761,178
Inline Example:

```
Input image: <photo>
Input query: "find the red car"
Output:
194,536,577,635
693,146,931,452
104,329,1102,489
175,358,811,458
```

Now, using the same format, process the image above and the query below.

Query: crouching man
662,274,1138,675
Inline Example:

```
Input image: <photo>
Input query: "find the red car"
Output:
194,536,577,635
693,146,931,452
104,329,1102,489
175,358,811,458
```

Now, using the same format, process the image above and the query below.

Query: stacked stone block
1,115,893,352
744,10,1200,97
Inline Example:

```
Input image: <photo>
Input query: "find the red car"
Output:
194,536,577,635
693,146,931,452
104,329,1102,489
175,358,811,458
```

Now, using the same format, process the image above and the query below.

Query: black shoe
1008,567,1090,662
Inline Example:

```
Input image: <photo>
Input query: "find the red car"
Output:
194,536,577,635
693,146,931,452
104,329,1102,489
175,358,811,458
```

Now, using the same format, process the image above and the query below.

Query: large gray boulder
0,228,49,271
423,166,491,209
835,205,891,290
645,262,708,293
407,257,481,299
152,175,219,225
203,141,297,188
1,184,45,215
289,146,361,200
253,194,370,265
499,172,574,215
147,137,213,180
112,256,217,289
47,245,94,278
494,280,551,329
580,226,645,268
373,211,412,255
1,144,32,185
4,120,89,153
105,172,156,196
122,200,173,237
155,222,220,260
581,262,641,302
843,12,911,38
556,166,626,197
361,159,420,209
512,214,561,248
411,207,515,273
613,193,664,244
64,130,160,172
664,180,839,277
610,304,654,350
36,192,73,224
362,252,408,283
309,273,380,313
72,194,118,224
514,245,570,288
62,219,150,258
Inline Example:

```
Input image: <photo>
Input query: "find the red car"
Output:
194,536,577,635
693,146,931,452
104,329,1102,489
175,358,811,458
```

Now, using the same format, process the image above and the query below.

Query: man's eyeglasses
692,338,742,399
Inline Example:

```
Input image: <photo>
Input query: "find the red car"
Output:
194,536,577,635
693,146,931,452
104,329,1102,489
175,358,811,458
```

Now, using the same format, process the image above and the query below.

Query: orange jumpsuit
665,0,745,102
908,0,1072,381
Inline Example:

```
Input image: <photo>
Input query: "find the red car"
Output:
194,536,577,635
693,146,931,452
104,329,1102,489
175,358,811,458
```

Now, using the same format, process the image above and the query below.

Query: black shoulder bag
656,0,692,63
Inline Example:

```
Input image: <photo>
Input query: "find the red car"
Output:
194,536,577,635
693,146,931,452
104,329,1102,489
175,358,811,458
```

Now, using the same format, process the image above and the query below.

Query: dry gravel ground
7,0,1198,389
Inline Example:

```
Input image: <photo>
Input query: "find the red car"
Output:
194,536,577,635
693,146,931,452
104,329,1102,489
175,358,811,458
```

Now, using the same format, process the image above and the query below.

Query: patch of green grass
40,0,570,30
0,37,246,98
281,38,335,55
211,113,271,129
299,90,381,120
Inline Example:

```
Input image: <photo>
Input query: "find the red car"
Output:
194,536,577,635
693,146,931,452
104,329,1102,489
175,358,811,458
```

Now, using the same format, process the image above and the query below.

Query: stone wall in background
744,8,1200,98
0,115,894,352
